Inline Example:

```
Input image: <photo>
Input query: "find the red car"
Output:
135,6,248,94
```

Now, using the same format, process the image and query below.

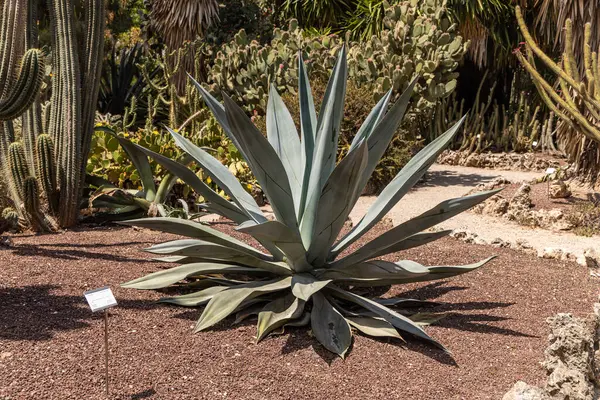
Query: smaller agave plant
120,47,499,358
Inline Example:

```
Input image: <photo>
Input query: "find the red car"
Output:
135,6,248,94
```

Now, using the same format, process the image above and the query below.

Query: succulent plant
0,0,106,230
516,6,600,180
206,0,466,116
429,71,553,153
348,0,467,107
120,49,496,358
1,207,19,230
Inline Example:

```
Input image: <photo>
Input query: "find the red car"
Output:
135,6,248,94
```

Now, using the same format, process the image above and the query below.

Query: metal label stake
84,286,118,397
104,309,109,396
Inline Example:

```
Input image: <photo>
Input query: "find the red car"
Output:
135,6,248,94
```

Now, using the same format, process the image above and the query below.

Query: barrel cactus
120,49,496,357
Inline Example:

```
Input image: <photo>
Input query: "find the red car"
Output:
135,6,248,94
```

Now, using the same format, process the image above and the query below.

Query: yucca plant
120,47,498,358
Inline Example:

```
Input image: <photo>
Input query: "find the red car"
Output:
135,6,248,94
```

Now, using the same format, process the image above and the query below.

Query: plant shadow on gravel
0,285,160,341
8,242,150,262
417,170,496,189
160,280,531,365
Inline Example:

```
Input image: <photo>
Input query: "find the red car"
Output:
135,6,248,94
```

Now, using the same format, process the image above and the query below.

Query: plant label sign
84,286,117,312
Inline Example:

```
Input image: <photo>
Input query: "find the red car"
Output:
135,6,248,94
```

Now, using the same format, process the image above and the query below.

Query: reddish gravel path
0,225,598,400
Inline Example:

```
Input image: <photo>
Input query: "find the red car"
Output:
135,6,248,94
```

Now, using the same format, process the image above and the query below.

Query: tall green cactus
0,0,106,231
8,142,30,200
36,134,58,213
0,48,44,121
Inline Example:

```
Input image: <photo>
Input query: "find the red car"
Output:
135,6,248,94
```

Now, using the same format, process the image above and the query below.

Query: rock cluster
471,182,574,232
437,150,562,172
503,308,600,400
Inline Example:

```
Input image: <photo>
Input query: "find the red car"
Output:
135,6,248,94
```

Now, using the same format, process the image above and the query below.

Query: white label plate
84,286,117,312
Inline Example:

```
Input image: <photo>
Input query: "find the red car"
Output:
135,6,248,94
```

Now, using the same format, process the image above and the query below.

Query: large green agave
120,47,498,358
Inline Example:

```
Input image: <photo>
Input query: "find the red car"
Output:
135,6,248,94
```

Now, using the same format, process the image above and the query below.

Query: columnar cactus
429,71,550,153
515,6,600,179
36,134,58,213
0,48,44,122
7,142,30,200
0,0,106,231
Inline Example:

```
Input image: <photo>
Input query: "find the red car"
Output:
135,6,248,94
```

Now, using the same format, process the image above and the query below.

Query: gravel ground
1,224,598,400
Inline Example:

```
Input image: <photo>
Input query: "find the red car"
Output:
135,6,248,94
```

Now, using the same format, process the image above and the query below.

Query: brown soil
0,223,598,400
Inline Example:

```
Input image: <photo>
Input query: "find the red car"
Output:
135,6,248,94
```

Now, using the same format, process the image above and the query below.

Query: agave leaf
188,75,249,161
168,128,266,223
223,94,298,230
346,316,403,340
182,277,244,289
298,52,317,221
409,312,447,327
331,189,501,269
311,292,352,358
237,220,310,272
319,260,429,280
369,230,451,259
121,262,261,290
195,277,292,332
307,140,368,267
233,302,267,324
121,218,269,260
125,142,249,223
153,256,222,264
328,285,445,351
145,239,206,254
152,255,193,263
110,134,157,201
332,116,467,256
353,78,417,198
158,286,229,306
348,89,392,152
286,311,311,327
326,257,495,286
256,293,305,342
291,273,331,301
300,46,348,248
267,84,303,217
149,240,291,275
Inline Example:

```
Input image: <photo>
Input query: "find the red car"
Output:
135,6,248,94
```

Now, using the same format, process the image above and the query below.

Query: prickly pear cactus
206,0,466,117
348,0,467,109
207,20,342,113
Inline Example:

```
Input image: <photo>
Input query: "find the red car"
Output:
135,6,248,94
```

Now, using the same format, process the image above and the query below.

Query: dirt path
350,164,600,259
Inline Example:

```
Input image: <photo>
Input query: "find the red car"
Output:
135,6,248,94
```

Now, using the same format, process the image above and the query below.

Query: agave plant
120,47,498,358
